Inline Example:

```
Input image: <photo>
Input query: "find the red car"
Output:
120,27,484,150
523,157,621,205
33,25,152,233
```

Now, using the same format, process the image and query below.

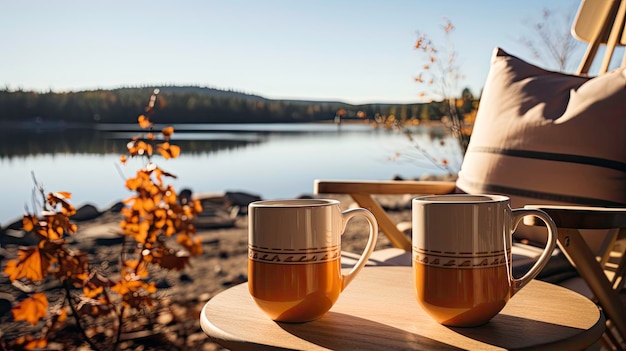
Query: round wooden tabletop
200,266,605,350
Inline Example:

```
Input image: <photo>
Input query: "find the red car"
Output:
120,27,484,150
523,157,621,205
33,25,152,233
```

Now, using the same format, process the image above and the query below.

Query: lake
0,122,463,224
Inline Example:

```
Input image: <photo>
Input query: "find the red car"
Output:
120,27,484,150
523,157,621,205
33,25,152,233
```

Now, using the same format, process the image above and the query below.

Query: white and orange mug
412,194,557,327
248,199,378,323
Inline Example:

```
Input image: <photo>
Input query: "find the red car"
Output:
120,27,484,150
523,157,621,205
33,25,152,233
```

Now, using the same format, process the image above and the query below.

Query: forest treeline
0,85,476,125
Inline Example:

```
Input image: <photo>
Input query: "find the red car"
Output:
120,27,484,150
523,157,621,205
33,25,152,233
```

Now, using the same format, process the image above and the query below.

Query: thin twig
64,284,101,351
112,305,125,351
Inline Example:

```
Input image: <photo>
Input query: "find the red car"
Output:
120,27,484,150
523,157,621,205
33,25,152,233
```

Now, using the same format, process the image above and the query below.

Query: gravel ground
0,194,411,350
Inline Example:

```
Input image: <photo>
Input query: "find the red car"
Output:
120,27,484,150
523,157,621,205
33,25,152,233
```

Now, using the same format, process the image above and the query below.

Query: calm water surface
0,123,462,223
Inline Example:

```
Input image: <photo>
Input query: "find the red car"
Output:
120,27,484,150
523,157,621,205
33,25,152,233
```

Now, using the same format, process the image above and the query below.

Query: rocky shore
0,194,410,350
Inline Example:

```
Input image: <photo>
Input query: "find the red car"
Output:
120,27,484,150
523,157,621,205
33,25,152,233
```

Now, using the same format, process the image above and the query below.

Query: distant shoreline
0,119,447,132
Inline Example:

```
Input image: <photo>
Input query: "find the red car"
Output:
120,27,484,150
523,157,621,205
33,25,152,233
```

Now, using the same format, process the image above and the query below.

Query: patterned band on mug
413,247,510,269
249,244,341,265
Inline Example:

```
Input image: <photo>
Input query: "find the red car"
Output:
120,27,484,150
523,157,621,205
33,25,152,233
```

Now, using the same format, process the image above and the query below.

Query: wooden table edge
200,267,606,350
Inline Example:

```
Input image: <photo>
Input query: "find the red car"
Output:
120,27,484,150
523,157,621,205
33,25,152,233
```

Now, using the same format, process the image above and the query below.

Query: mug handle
509,208,558,295
340,208,378,290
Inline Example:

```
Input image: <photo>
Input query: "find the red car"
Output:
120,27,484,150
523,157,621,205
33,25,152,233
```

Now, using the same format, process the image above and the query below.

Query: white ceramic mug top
412,194,511,254
249,199,343,249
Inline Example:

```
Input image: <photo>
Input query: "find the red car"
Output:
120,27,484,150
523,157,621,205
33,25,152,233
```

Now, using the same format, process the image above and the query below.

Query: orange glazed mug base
413,262,511,327
248,258,342,323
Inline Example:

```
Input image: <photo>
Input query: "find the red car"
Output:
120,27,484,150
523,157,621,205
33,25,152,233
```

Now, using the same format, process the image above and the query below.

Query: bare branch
519,4,583,72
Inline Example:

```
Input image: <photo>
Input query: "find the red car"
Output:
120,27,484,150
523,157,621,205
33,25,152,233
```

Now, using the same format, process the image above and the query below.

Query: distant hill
112,85,269,102
110,85,428,107
0,85,451,125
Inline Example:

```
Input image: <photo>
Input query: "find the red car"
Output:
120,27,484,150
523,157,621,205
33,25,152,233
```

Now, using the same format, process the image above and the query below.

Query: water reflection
0,127,260,159
0,123,462,223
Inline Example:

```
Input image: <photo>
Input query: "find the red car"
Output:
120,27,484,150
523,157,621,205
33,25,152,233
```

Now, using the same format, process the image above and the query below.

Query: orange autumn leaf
190,236,203,256
12,293,48,326
22,215,39,232
414,37,424,49
162,187,177,205
45,212,77,237
193,199,203,213
111,279,138,296
168,144,181,158
58,307,67,322
161,126,174,138
134,141,153,156
120,155,127,164
4,247,45,281
165,223,176,237
84,285,103,299
111,278,156,298
157,142,181,159
154,168,177,186
57,252,89,286
177,234,203,256
15,335,48,350
123,259,149,278
158,250,190,271
125,177,143,191
122,220,150,243
138,115,152,129
154,208,168,228
141,197,156,212
126,140,137,154
51,191,71,200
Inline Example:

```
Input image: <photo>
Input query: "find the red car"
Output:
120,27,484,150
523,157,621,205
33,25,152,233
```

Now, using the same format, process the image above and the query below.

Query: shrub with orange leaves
411,18,476,154
1,89,203,351
377,18,478,175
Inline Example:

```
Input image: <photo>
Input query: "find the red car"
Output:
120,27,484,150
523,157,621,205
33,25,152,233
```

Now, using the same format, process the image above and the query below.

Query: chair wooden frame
575,0,626,74
314,180,455,251
524,206,626,349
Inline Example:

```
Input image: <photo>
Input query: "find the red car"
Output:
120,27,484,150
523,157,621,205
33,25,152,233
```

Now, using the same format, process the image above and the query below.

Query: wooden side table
200,266,605,350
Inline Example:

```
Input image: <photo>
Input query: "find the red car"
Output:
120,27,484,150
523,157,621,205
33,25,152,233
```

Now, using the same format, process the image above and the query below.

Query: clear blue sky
1,0,581,105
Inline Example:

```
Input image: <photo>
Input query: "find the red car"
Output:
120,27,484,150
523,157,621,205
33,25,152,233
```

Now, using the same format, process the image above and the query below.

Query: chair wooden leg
611,229,626,291
603,320,626,351
612,252,626,291
578,41,602,75
575,0,622,75
349,193,412,251
557,228,626,339
601,0,626,73
599,228,619,268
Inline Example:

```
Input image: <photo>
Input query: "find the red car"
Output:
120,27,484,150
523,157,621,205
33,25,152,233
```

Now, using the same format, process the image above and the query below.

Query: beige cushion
456,47,626,251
